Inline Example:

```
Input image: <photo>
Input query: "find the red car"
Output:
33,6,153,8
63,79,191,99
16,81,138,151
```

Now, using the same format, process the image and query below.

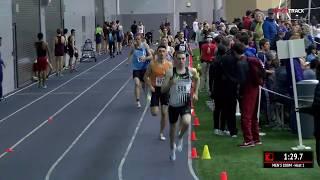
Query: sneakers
159,133,166,141
214,129,223,136
239,141,255,148
259,132,267,136
136,101,141,108
223,130,230,136
169,144,176,161
146,91,152,102
177,138,183,152
254,141,262,145
231,135,238,138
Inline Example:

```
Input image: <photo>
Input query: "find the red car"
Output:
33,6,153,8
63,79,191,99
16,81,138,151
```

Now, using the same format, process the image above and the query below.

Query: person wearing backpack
108,27,116,58
239,52,265,147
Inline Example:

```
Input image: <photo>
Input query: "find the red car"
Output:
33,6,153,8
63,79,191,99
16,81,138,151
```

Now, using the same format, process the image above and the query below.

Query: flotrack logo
273,8,305,19
273,8,305,14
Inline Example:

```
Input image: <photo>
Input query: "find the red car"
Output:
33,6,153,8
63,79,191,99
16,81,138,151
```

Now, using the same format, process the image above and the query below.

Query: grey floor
0,49,197,180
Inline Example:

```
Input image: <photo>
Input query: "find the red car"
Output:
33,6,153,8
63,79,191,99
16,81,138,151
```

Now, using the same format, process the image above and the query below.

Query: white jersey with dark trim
169,67,193,107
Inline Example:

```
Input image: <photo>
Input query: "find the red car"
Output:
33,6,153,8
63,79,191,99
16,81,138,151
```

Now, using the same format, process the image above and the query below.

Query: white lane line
188,123,199,180
0,58,127,159
4,58,89,99
118,100,150,180
45,78,131,180
0,57,110,125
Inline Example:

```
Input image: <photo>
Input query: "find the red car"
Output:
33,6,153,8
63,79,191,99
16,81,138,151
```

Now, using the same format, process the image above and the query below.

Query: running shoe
214,129,223,136
136,101,141,108
169,144,176,161
159,133,166,141
177,138,183,152
147,91,152,102
223,130,230,136
239,141,255,148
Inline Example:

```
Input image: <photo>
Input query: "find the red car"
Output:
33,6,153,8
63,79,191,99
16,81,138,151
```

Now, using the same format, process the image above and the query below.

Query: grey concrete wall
104,0,215,36
119,13,174,41
0,0,14,94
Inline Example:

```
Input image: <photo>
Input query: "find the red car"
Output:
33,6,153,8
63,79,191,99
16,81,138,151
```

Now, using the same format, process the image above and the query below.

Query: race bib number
175,83,191,93
179,45,186,52
156,77,165,86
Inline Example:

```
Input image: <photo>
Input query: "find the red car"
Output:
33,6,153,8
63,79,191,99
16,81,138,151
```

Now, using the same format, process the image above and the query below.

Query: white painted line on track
188,122,199,180
4,58,89,99
0,58,127,159
0,57,110,125
45,77,131,180
118,99,150,180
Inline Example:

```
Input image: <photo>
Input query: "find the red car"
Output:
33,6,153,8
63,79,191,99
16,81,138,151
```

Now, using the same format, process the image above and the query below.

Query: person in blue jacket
263,9,278,50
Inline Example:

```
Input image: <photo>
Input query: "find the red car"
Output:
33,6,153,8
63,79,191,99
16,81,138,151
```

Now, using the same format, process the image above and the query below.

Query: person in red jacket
239,55,264,147
243,10,253,31
200,35,217,91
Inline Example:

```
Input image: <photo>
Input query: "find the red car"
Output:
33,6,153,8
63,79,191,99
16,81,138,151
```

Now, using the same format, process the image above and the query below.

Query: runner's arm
45,42,51,60
190,67,200,100
161,68,174,93
144,64,153,89
127,49,133,65
143,43,153,61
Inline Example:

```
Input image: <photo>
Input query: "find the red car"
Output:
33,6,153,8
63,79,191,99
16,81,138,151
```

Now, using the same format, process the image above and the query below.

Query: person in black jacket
211,44,228,135
301,63,320,167
314,64,320,166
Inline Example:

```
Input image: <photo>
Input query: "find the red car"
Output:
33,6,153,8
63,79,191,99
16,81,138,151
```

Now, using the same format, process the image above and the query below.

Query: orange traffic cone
191,147,199,159
220,171,228,180
193,117,200,126
5,148,13,153
48,116,53,123
191,131,197,141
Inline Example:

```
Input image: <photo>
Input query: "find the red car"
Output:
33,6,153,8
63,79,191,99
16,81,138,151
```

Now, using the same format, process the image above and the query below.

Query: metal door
179,12,197,31
13,0,41,87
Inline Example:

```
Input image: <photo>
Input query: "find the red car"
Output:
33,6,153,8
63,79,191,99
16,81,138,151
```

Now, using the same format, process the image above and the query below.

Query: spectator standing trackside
211,44,229,135
253,11,264,51
115,20,124,55
200,35,216,91
108,27,116,58
35,33,50,88
131,21,138,37
0,37,6,101
63,28,69,69
137,21,145,37
67,29,76,72
239,54,264,147
242,10,253,31
95,24,104,55
219,43,249,137
103,22,110,53
54,29,65,76
263,9,278,51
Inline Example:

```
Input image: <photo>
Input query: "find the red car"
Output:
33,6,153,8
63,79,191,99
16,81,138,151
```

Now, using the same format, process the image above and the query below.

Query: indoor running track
0,49,198,180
